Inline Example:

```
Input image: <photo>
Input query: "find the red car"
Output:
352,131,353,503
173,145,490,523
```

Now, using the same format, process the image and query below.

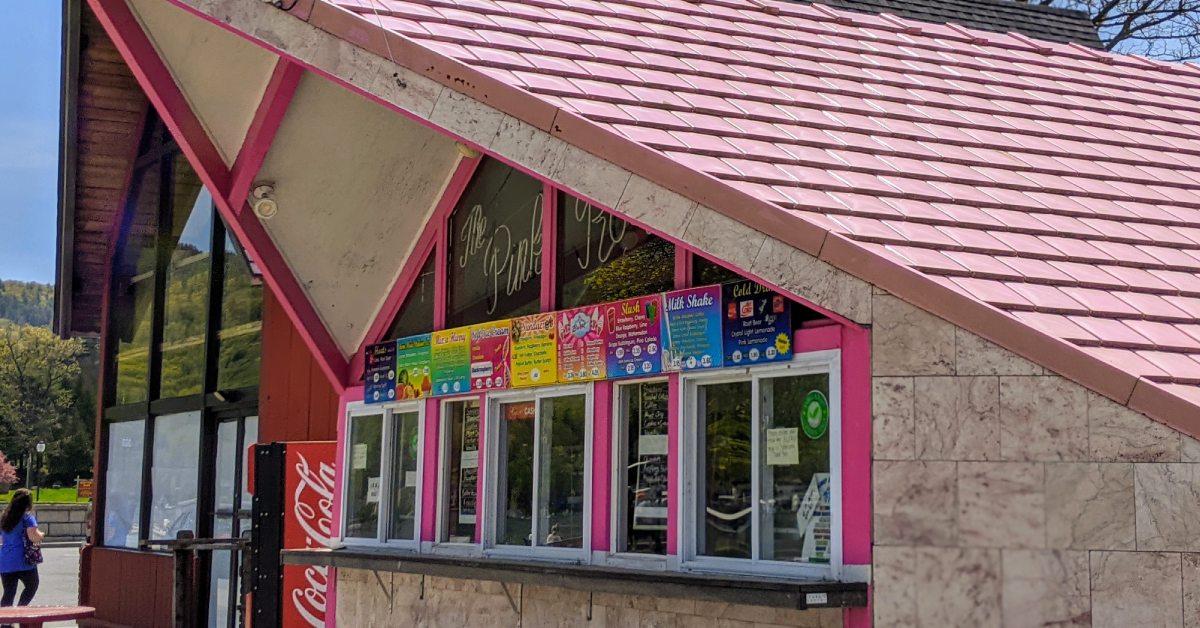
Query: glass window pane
149,411,201,540
496,400,535,546
616,382,668,554
113,164,160,405
441,400,479,543
159,158,212,399
213,421,238,521
389,411,421,541
447,159,543,327
345,414,383,539
385,253,436,340
217,232,263,391
103,420,145,547
241,416,258,513
697,380,752,559
692,256,741,287
759,374,831,564
556,193,674,308
537,394,586,548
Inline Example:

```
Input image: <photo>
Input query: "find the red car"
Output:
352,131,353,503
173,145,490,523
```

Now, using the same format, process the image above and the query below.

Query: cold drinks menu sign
364,282,793,403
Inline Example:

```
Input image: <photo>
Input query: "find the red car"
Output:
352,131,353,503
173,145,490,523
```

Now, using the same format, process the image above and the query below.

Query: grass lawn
0,487,90,503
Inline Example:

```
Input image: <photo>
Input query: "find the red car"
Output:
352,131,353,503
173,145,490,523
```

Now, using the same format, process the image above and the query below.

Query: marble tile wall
873,295,1200,628
334,570,846,628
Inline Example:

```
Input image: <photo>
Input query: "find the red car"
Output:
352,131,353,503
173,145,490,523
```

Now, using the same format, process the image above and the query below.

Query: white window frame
679,350,842,580
340,400,425,548
483,384,594,562
431,395,486,556
607,377,671,569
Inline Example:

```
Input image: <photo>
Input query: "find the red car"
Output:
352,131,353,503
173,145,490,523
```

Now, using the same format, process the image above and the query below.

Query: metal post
173,530,196,628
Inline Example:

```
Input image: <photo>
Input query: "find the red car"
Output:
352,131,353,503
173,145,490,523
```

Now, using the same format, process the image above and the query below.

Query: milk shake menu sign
605,295,664,378
663,286,724,371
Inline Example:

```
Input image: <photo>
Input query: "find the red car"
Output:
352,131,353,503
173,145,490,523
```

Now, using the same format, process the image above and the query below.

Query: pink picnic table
0,605,95,628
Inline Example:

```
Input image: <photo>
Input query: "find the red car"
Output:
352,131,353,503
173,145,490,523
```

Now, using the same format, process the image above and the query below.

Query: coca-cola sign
283,442,337,628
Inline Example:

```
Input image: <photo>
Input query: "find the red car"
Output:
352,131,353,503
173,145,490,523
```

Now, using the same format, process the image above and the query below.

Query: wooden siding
83,547,173,628
69,5,146,335
260,288,339,442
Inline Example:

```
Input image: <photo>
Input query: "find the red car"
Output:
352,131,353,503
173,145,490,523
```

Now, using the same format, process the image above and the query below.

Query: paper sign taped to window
404,471,418,487
766,428,799,465
460,449,479,469
366,477,380,503
351,443,368,470
638,434,669,457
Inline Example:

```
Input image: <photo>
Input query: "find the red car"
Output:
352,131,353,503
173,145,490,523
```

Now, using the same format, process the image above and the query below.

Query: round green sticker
802,391,829,440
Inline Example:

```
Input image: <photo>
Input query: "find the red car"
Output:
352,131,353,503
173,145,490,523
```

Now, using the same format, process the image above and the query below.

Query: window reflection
103,420,145,547
447,159,543,327
698,380,752,559
389,411,420,541
113,165,160,405
385,253,435,340
345,414,383,539
557,193,674,308
537,394,585,548
159,158,211,399
217,231,262,391
149,412,201,541
441,400,480,543
616,381,669,555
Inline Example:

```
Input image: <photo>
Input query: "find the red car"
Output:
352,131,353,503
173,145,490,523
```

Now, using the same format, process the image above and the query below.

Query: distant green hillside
0,280,54,328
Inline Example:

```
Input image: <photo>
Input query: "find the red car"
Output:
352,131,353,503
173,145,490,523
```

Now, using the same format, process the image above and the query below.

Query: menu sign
365,341,397,404
663,286,723,371
470,322,511,391
605,295,664,378
632,383,669,531
395,334,432,400
722,280,792,366
557,306,606,382
511,314,558,387
458,404,480,525
431,328,470,396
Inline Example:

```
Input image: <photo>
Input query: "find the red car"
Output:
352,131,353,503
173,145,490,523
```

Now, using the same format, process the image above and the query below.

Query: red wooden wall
260,289,340,443
83,547,173,627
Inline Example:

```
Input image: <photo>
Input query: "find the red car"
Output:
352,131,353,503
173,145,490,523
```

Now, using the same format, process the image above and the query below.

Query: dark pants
0,568,39,607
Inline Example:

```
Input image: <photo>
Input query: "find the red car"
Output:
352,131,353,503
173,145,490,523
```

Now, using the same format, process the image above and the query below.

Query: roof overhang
80,0,1200,439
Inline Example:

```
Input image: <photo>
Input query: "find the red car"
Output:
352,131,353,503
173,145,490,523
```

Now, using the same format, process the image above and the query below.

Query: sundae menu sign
511,313,558,388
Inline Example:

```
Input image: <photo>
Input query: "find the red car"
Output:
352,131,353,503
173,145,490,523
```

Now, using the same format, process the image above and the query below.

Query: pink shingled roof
331,0,1200,401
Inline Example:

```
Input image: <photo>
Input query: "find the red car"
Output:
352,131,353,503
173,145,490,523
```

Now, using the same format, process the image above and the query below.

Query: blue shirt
0,513,37,574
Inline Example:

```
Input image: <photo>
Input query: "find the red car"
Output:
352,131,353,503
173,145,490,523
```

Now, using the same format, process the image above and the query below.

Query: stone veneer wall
335,571,845,628
872,292,1200,628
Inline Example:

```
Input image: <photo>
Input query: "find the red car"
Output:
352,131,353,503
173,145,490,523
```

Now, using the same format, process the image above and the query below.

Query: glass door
208,415,258,628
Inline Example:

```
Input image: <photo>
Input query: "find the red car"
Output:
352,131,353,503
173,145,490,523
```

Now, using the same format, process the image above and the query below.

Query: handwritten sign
351,443,368,470
663,286,723,371
723,280,792,366
510,314,557,387
766,428,800,466
366,477,381,503
395,334,432,400
431,328,471,396
557,306,606,382
364,341,397,404
470,321,511,391
605,295,664,378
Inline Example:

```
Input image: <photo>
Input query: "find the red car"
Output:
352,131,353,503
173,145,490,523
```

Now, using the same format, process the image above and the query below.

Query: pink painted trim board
590,380,612,552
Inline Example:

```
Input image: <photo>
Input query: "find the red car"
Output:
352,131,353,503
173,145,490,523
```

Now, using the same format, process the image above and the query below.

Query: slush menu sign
605,295,664,378
663,286,723,371
722,280,792,366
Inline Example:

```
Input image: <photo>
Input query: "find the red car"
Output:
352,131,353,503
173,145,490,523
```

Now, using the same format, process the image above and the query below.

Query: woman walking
0,489,42,615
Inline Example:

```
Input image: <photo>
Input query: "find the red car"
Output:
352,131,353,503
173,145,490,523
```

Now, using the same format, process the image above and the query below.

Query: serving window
613,379,670,556
437,398,482,545
342,402,424,546
485,386,592,557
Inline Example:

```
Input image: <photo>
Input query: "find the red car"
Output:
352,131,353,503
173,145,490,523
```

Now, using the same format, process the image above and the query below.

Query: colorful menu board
557,306,606,382
510,313,558,388
605,295,664,379
431,328,470,396
722,280,793,366
365,341,397,403
663,286,724,371
395,334,432,400
469,322,511,392
364,281,802,403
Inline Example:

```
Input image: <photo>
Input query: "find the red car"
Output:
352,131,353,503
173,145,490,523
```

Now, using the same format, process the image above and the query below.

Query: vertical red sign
283,441,337,628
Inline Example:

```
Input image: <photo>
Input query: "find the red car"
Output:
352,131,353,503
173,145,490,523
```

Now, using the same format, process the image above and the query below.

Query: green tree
0,323,87,478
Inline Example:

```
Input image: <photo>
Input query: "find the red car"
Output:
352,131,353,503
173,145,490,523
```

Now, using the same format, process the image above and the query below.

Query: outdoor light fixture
251,183,278,220
35,441,45,454
455,142,480,159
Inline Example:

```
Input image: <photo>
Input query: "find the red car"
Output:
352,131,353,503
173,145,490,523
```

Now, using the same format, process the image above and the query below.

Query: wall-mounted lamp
455,143,480,159
251,183,278,220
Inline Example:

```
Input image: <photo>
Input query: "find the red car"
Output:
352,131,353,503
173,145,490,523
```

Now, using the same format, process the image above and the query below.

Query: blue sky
0,5,62,284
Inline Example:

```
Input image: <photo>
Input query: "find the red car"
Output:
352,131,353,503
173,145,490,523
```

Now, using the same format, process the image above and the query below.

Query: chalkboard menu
631,382,669,532
457,404,480,525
